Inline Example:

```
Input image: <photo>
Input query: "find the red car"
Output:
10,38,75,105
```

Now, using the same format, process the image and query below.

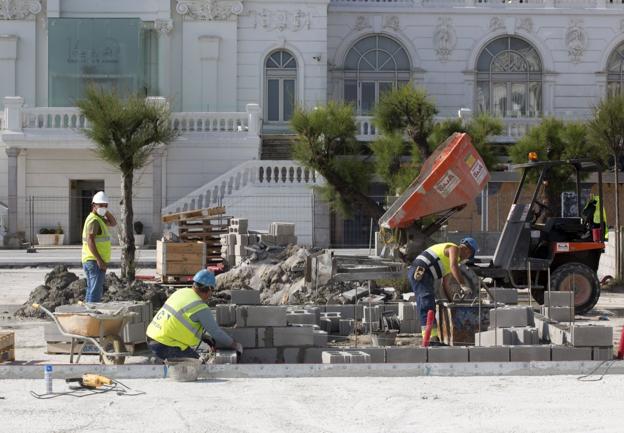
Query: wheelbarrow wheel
101,335,126,365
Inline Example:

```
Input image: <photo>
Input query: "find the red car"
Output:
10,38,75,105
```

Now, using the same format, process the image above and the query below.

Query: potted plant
37,224,65,246
134,221,145,247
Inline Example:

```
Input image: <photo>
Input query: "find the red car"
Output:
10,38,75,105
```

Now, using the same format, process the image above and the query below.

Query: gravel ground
0,376,622,433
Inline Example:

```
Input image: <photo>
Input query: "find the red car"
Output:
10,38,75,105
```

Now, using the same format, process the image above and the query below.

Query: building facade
1,0,624,246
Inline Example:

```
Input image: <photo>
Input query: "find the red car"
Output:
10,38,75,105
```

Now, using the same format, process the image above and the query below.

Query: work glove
201,334,216,349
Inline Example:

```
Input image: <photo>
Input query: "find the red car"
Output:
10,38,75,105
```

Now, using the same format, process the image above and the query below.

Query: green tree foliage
588,94,624,164
291,102,384,219
77,87,178,281
509,118,602,217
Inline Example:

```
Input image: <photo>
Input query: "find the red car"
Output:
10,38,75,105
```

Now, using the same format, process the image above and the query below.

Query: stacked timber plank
0,330,15,363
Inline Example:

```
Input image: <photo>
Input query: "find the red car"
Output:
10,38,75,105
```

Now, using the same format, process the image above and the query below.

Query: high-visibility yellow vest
416,242,459,279
81,212,111,264
146,288,209,350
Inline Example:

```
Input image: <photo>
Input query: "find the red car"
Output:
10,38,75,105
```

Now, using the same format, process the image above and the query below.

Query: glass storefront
48,18,158,106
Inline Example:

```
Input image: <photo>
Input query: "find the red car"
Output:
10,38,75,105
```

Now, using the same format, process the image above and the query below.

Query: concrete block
339,319,354,336
234,245,249,256
398,302,417,321
213,350,237,364
236,306,287,327
313,330,328,347
544,291,574,307
272,326,314,347
286,311,318,326
230,289,260,305
427,347,469,363
400,319,421,334
303,348,324,364
593,347,614,361
402,292,416,302
363,306,381,323
270,222,295,236
569,324,613,347
121,322,147,343
319,318,333,333
469,346,510,362
534,315,550,341
322,351,349,364
475,329,513,346
510,345,551,362
216,304,237,326
385,347,428,363
550,346,593,361
512,327,540,345
220,233,236,246
382,304,399,315
542,306,574,322
488,288,518,305
224,328,256,348
489,306,535,328
342,347,386,363
547,322,569,345
363,322,381,333
283,348,307,363
346,351,371,363
325,305,363,320
230,218,248,233
259,234,276,244
235,234,249,246
320,312,341,333
240,348,278,364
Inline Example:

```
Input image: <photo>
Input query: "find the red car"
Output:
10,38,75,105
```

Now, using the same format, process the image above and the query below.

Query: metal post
368,218,374,256
527,261,532,308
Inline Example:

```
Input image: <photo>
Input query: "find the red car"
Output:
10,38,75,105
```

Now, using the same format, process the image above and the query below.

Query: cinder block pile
487,288,519,305
541,291,575,322
220,219,260,267
398,302,420,334
475,306,539,347
259,222,298,246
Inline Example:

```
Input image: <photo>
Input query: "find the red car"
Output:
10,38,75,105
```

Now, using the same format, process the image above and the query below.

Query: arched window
476,36,542,117
265,50,297,123
607,43,624,96
343,35,411,115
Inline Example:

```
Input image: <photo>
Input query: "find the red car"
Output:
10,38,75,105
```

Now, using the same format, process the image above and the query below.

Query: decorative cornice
155,19,174,35
176,0,243,21
253,9,310,32
0,0,42,20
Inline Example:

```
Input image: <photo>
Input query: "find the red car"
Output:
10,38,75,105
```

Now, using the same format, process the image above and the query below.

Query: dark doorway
69,180,105,244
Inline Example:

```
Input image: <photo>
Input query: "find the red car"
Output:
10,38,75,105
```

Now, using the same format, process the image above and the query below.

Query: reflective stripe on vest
81,213,111,264
415,242,458,280
146,289,209,350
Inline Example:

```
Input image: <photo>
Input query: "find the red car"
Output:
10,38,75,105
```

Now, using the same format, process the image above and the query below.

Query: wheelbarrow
33,303,137,365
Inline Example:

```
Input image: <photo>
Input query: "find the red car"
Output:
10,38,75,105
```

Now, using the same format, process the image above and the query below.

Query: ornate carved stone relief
155,19,174,35
383,15,400,32
515,17,533,33
253,9,310,32
0,0,42,20
433,17,456,62
566,18,587,63
489,17,504,32
176,0,243,21
354,15,371,31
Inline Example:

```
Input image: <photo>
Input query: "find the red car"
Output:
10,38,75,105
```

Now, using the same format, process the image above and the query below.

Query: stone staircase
260,134,296,160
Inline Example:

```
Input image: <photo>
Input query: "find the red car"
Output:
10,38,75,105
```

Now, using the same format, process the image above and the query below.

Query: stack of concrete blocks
221,219,261,267
362,305,381,333
259,222,298,246
398,302,421,334
475,306,538,346
487,288,519,305
541,291,575,323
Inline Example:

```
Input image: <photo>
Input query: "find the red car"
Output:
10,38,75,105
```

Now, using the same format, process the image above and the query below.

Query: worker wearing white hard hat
81,191,117,302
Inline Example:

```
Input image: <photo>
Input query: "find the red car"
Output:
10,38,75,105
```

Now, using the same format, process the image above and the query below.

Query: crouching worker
407,238,478,343
146,270,242,360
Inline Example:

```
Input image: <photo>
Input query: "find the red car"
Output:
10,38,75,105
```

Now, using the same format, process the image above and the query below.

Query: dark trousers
148,340,199,361
407,265,436,327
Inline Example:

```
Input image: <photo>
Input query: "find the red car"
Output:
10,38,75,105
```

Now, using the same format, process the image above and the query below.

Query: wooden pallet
162,206,226,223
0,347,15,363
46,340,148,356
0,330,14,351
157,274,195,284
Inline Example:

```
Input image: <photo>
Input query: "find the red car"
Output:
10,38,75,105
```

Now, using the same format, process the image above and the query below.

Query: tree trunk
615,155,620,279
120,170,136,281
321,169,385,221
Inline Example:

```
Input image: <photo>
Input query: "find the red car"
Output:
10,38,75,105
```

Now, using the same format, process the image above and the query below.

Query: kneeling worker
147,270,242,360
408,238,478,342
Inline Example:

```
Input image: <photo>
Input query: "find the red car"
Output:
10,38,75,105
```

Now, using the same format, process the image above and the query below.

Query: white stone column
0,36,18,103
156,20,173,100
3,96,23,132
6,148,19,237
198,36,221,111
17,149,26,234
246,103,261,137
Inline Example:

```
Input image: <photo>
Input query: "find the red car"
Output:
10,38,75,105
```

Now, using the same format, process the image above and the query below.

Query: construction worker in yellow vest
146,270,243,360
82,191,116,303
407,238,477,344
583,194,608,241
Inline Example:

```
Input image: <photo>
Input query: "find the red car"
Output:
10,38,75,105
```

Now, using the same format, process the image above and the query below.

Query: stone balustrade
163,160,321,215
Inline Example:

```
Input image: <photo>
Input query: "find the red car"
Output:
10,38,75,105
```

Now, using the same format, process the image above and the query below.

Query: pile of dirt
216,244,381,305
15,266,177,319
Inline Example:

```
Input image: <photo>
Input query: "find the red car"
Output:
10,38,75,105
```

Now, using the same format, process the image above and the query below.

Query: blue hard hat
460,237,478,258
193,269,216,288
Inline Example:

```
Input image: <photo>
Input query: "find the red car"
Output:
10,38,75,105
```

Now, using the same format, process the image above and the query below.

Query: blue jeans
83,260,106,303
148,340,199,361
407,265,436,327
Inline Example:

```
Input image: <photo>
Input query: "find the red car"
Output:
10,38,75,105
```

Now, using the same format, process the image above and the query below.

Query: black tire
549,262,601,315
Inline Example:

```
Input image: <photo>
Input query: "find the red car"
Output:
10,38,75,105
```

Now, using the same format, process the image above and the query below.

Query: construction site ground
1,255,624,432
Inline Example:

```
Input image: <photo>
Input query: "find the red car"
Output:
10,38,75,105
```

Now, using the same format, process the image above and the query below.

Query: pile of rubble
15,266,179,319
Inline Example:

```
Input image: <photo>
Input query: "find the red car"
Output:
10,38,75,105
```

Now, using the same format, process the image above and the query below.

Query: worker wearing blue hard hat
146,269,242,360
407,238,478,344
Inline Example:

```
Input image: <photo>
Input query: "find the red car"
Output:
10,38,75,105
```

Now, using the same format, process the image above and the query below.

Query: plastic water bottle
44,365,53,394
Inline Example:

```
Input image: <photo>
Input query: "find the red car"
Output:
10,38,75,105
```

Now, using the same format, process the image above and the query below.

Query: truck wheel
549,262,601,315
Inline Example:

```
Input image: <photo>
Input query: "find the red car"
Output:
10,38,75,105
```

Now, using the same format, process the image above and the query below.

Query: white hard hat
92,191,109,204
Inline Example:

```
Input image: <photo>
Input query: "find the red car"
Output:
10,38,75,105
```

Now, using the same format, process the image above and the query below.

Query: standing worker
146,270,243,360
407,238,478,343
82,191,116,303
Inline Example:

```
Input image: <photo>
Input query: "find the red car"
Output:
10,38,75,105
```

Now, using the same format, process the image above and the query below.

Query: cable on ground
30,379,145,399
577,359,616,382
